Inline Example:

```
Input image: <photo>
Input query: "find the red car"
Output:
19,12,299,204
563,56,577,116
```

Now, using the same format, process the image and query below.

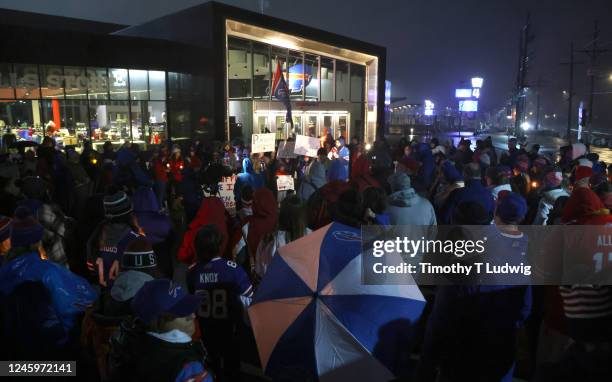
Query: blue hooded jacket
328,158,349,182
113,148,152,188
234,157,266,205
415,142,435,188
441,179,495,224
133,186,172,245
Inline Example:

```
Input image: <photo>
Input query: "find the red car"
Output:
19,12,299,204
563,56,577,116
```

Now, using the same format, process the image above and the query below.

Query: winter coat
442,179,495,224
132,187,172,245
298,159,327,202
489,183,513,201
234,158,266,206
385,187,437,226
533,188,569,225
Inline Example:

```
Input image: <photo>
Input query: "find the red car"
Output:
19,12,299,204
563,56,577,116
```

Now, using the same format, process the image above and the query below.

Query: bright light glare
365,143,372,151
471,77,484,88
520,121,532,130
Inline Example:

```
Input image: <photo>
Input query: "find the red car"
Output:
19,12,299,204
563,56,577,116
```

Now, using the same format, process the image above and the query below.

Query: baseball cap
496,192,527,224
131,279,201,324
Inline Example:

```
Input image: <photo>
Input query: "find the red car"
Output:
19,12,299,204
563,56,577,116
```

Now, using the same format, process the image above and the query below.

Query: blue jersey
187,258,253,298
479,227,530,285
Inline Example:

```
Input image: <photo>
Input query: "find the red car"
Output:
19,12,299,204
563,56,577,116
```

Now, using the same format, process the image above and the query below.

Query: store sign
251,133,276,153
277,175,295,191
455,89,472,98
277,141,297,158
8,67,108,90
288,63,312,93
294,134,320,157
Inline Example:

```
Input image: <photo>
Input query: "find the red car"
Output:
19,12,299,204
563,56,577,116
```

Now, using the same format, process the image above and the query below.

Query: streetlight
520,121,532,130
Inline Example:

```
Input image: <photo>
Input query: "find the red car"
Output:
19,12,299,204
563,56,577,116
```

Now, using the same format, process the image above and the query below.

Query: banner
251,133,276,153
277,141,297,158
217,175,237,216
294,134,320,157
277,175,295,191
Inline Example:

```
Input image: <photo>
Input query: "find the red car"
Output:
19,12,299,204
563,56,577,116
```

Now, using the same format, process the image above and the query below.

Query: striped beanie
11,207,44,248
0,216,11,242
544,167,563,189
104,191,133,218
121,237,157,271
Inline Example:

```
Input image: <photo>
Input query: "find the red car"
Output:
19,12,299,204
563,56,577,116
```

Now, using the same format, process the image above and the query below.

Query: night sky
1,0,612,130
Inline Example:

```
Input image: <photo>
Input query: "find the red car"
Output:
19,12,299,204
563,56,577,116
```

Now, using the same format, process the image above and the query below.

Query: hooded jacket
246,188,279,256
562,187,612,225
533,187,569,225
415,142,435,188
113,148,151,188
132,187,172,245
234,157,266,206
385,173,437,226
298,159,327,202
442,179,495,224
350,155,380,192
488,183,513,201
177,197,229,264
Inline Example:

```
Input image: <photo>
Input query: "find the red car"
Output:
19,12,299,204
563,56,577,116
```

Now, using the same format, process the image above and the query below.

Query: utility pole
514,13,533,138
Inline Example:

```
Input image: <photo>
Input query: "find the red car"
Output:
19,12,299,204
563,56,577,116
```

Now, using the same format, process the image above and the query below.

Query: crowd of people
0,130,611,381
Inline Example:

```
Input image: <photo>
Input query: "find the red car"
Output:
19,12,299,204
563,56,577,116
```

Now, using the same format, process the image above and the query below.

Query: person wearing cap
441,162,495,225
107,279,212,382
485,165,513,201
0,215,10,259
82,236,158,380
572,159,593,189
87,190,141,287
188,224,254,379
533,167,569,225
0,206,96,358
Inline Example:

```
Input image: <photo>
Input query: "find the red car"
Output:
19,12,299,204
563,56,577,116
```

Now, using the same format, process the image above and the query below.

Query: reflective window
147,101,167,144
109,68,129,100
350,64,365,102
87,68,108,100
167,100,191,140
0,63,15,98
306,115,317,137
149,71,166,100
229,100,253,142
129,69,148,100
0,100,43,140
305,55,319,101
338,115,348,139
228,37,252,98
320,58,334,102
42,99,90,144
288,50,304,100
253,42,270,98
64,67,88,99
14,64,41,99
89,100,130,143
40,66,64,99
335,61,349,102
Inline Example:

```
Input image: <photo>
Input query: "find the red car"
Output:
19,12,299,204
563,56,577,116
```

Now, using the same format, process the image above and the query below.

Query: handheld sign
277,141,297,158
294,134,320,157
251,133,276,153
277,175,295,191
217,175,237,216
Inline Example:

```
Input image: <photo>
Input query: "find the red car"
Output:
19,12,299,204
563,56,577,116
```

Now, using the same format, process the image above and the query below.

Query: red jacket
168,157,184,182
153,157,168,182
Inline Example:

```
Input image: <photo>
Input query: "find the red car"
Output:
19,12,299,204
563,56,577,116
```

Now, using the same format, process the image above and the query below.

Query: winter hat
131,279,201,324
398,157,420,173
496,192,527,224
111,270,154,302
562,187,607,223
543,167,563,189
10,206,44,248
575,165,593,182
388,172,412,192
104,191,133,218
122,237,158,271
0,216,11,242
571,143,587,160
442,161,463,182
577,158,593,168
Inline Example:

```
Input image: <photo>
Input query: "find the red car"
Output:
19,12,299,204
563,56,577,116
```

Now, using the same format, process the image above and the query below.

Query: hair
362,186,387,215
279,195,307,242
331,188,365,228
194,224,223,263
317,147,327,157
511,173,531,198
486,167,509,186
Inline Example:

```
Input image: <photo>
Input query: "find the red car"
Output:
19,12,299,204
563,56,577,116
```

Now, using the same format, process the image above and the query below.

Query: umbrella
248,222,426,382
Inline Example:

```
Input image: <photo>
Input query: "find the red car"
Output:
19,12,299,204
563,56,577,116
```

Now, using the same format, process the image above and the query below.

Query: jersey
478,226,530,285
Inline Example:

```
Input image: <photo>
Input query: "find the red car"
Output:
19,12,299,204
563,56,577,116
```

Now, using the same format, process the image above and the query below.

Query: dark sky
2,0,612,129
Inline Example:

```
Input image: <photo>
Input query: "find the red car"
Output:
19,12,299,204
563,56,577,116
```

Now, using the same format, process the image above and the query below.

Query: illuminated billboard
459,100,478,112
455,89,472,98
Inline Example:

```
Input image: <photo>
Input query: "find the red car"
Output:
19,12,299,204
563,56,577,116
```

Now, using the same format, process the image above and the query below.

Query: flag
271,60,292,123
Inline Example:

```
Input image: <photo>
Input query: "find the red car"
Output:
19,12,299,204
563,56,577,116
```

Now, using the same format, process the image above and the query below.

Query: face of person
0,238,10,255
163,314,196,337
335,140,342,148
404,146,411,156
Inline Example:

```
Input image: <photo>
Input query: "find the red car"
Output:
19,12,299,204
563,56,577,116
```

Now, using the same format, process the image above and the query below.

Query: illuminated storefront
1,1,386,149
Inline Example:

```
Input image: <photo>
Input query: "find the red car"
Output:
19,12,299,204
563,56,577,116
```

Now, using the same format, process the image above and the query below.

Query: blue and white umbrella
248,222,426,381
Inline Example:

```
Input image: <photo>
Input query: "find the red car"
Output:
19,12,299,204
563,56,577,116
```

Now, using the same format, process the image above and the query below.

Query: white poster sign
251,133,276,153
294,134,320,157
277,175,295,191
277,141,297,158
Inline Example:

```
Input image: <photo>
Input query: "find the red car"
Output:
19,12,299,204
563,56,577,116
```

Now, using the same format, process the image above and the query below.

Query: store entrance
254,111,349,141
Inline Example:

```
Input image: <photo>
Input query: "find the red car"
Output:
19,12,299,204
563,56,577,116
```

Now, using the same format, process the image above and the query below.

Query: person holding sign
234,154,266,211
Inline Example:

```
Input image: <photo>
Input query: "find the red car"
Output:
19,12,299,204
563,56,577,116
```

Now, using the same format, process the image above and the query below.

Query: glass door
306,115,317,137
338,115,348,140
256,115,270,134
321,114,334,139
274,115,287,140
290,115,302,137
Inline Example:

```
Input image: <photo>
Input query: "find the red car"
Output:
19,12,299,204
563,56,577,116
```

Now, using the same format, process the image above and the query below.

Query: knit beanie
496,192,527,224
11,206,44,248
575,166,593,182
0,216,11,242
543,168,563,189
104,191,133,218
121,237,158,272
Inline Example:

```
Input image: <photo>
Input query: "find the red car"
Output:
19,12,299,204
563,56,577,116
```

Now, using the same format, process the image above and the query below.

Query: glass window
64,67,88,99
0,63,15,98
306,115,317,137
89,100,130,144
270,46,288,83
87,68,108,100
228,37,252,99
130,101,145,143
322,115,333,138
129,69,148,101
167,100,191,140
40,66,64,99
338,115,348,139
228,100,253,143
320,58,334,102
350,64,365,102
290,114,302,137
14,64,41,99
252,42,270,99
255,115,270,134
149,71,166,100
305,55,319,101
42,99,90,146
275,115,287,141
0,100,43,142
335,61,349,102
287,50,304,100
109,68,129,100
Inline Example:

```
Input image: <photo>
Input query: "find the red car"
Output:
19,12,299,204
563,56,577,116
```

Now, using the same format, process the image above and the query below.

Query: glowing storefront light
471,77,484,88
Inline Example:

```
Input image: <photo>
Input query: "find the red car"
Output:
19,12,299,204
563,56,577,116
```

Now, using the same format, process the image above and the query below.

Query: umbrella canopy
248,222,426,382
